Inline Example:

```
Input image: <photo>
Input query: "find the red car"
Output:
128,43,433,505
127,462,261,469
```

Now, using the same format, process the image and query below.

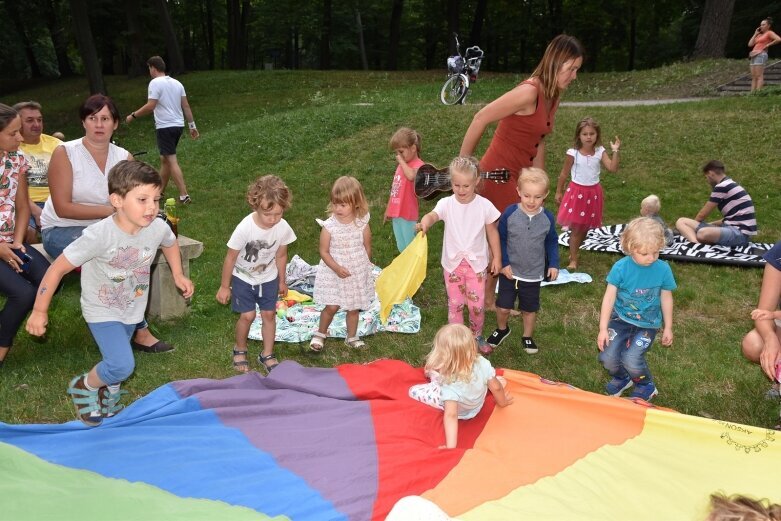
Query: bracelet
188,121,197,130
612,148,620,152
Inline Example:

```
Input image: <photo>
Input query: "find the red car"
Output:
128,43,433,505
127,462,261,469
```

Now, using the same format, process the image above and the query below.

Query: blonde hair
621,217,666,254
449,156,479,181
640,194,661,216
705,493,781,521
327,176,369,219
425,324,478,384
531,34,585,101
518,167,550,192
573,117,602,149
247,175,292,211
389,127,421,153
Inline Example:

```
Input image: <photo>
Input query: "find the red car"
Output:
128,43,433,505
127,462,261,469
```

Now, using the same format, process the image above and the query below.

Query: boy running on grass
26,160,194,426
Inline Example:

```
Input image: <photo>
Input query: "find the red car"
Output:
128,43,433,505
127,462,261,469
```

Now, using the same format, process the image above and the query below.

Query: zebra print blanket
559,225,772,267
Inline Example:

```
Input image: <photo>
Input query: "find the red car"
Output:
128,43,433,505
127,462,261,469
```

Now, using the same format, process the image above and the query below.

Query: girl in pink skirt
555,117,621,269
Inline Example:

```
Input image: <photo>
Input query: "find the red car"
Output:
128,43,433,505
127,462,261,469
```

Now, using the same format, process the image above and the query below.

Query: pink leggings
444,259,486,336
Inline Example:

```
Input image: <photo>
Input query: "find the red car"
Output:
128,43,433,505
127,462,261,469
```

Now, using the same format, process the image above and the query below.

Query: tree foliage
2,0,780,90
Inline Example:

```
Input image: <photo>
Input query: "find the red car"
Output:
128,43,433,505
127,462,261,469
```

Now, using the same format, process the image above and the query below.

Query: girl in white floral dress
311,176,373,351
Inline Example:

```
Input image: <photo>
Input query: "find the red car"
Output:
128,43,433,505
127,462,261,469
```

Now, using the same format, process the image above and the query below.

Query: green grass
1,60,779,427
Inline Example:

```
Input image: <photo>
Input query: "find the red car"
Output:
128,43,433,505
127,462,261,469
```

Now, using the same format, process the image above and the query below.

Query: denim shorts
496,276,541,312
696,222,749,247
156,126,183,156
750,52,768,66
230,275,279,313
41,225,86,259
28,202,45,231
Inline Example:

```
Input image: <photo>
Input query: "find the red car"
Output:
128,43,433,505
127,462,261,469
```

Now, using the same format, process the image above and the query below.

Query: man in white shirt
126,56,199,204
13,100,63,243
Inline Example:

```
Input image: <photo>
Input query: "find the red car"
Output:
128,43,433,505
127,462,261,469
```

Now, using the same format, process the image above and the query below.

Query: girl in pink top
417,157,501,352
748,17,781,91
385,127,424,253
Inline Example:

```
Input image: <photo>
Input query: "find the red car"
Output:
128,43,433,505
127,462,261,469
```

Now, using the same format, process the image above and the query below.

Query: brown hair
389,127,421,154
247,175,293,211
79,94,120,123
147,56,166,73
327,176,369,219
108,160,162,197
531,34,585,101
0,104,18,132
620,217,666,254
573,117,602,149
702,160,726,176
705,493,781,521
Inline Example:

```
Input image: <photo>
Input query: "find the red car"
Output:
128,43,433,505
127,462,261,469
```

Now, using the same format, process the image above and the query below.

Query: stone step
717,60,781,92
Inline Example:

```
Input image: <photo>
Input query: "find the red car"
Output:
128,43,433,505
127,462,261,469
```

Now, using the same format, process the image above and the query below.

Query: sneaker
605,377,633,397
99,387,128,418
476,336,493,355
179,195,192,204
487,327,511,347
67,375,102,427
630,382,658,401
522,337,538,354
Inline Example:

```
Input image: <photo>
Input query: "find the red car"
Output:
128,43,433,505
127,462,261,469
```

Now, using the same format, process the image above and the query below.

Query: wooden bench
29,234,204,320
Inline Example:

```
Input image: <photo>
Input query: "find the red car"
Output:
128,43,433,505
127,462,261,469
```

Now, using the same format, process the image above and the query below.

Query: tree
125,0,147,77
320,0,332,69
69,0,106,93
226,0,251,69
45,0,74,77
153,0,186,73
387,0,403,70
692,0,736,58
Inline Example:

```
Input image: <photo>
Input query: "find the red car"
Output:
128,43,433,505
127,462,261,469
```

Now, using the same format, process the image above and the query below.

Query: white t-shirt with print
433,194,500,273
227,214,296,286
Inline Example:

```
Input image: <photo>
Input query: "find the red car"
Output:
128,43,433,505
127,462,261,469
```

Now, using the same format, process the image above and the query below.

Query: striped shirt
709,177,757,236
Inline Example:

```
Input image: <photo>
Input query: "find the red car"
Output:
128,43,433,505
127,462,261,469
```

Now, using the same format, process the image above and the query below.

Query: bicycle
440,33,484,105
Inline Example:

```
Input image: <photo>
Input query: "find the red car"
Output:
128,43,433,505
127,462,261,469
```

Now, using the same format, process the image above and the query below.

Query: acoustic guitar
414,163,510,199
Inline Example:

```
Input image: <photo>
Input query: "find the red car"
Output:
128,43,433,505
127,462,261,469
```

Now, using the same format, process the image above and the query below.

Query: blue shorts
496,276,541,313
696,222,749,247
750,52,768,66
156,126,183,156
28,201,45,231
230,275,279,313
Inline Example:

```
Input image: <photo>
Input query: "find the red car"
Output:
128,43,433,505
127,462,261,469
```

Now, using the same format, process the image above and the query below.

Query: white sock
83,376,99,392
107,384,121,394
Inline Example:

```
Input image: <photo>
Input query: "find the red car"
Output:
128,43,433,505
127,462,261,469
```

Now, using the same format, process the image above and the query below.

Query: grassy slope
1,59,779,427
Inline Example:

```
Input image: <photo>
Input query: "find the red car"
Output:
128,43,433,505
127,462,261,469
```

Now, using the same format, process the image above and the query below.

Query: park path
560,97,716,107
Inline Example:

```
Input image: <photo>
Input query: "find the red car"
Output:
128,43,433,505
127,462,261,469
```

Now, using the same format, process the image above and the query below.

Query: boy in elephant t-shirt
216,175,296,375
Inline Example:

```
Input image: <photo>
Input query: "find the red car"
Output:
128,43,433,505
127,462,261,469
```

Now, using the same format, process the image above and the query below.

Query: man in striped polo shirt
675,160,756,247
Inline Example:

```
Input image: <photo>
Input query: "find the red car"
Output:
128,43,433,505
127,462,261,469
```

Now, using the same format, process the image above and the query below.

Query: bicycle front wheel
440,74,469,105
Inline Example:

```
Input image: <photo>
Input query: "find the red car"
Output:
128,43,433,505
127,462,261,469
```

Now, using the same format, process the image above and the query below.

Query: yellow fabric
20,134,62,203
376,232,427,323
282,289,312,303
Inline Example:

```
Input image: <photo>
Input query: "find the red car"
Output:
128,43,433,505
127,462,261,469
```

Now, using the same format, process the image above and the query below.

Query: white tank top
40,139,130,230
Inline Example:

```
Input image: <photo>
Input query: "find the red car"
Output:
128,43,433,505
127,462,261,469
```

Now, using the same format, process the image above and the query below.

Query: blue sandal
67,375,102,427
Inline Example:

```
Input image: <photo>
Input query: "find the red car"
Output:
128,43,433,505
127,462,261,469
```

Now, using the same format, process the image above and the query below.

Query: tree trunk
153,0,186,74
355,8,368,70
547,0,563,38
628,2,637,70
201,0,216,70
5,1,42,78
45,0,74,77
226,0,251,69
447,0,459,55
125,0,146,77
469,0,487,47
692,0,736,59
69,0,106,94
387,0,403,70
320,0,332,69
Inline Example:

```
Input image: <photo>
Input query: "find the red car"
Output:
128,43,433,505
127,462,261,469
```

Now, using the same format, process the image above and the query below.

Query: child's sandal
344,336,366,349
232,347,249,373
310,331,326,352
258,353,279,375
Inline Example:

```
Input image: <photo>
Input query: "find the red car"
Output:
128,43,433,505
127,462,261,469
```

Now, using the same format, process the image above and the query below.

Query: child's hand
175,275,195,298
279,282,288,299
415,221,429,235
751,308,775,321
610,136,621,152
661,327,673,346
216,286,231,305
498,390,514,407
597,329,609,352
555,191,563,204
501,265,513,279
490,257,502,276
25,310,48,337
547,267,559,281
335,265,351,278
395,152,407,166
